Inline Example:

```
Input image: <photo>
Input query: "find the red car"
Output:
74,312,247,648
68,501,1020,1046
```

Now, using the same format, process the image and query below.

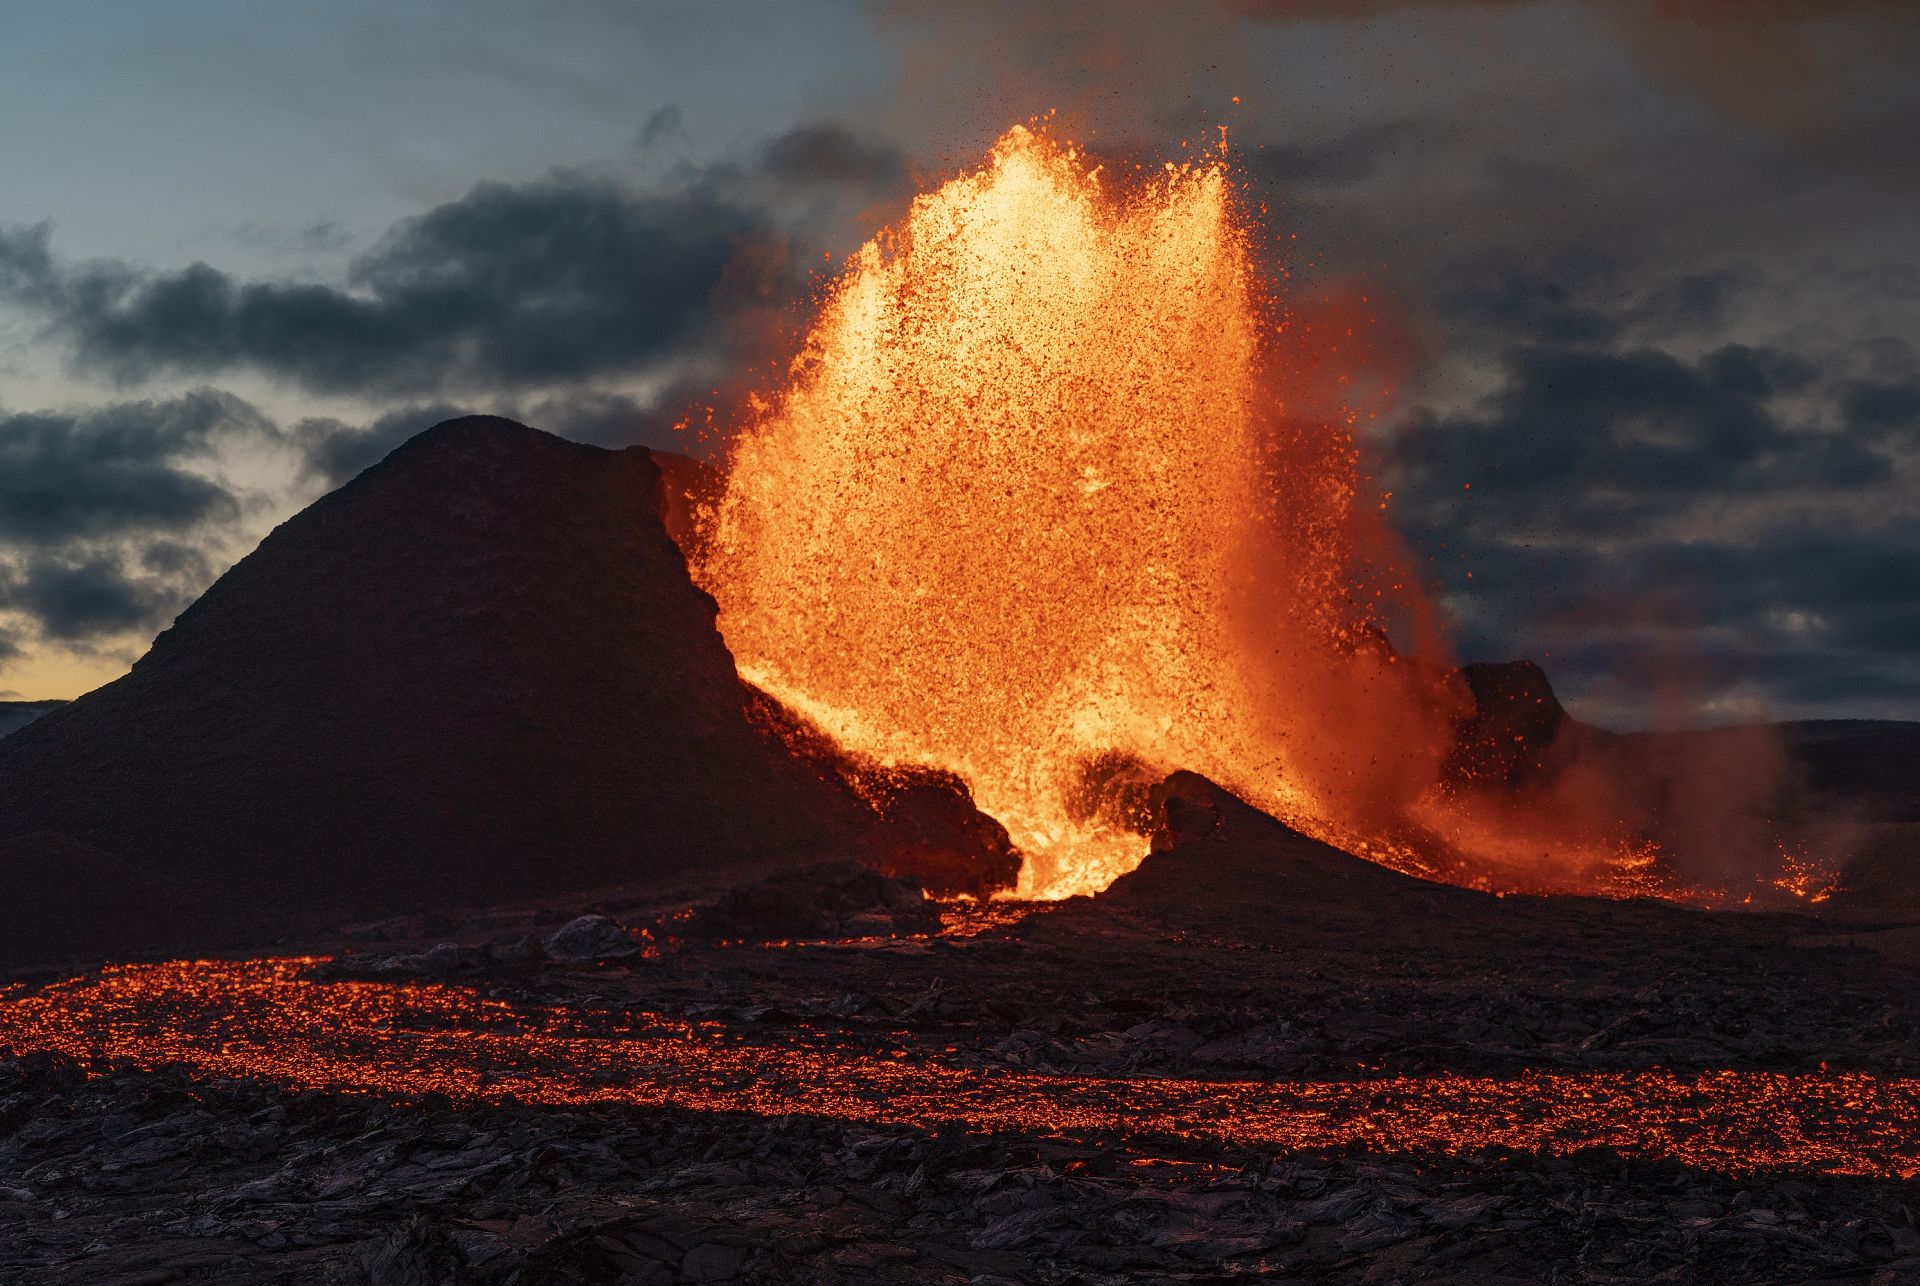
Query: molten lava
4,959,1915,1180
695,122,1845,906
701,124,1456,898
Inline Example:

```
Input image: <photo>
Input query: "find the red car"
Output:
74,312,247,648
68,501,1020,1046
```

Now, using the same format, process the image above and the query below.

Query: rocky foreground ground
4,786,1920,1284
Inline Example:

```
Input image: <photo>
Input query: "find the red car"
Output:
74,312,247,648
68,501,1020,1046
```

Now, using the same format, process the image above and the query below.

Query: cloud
1241,117,1423,192
1396,343,1861,520
1382,284,1917,720
1441,268,1624,350
637,104,691,157
1843,376,1920,438
0,391,271,547
0,391,276,657
0,182,760,396
0,123,913,400
291,403,477,487
1,556,182,642
757,123,910,190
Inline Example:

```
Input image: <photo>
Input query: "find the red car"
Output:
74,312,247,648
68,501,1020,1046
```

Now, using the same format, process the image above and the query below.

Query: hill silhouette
0,417,895,961
0,701,64,740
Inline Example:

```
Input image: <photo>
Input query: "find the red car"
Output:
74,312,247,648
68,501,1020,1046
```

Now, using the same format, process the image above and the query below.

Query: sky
1,0,1915,725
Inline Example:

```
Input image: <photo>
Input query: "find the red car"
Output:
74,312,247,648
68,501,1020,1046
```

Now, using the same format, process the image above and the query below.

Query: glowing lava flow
701,125,1456,898
5,959,1916,1181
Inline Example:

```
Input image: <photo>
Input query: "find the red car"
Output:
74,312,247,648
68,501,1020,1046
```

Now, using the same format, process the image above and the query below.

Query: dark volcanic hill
1098,770,1479,935
0,700,64,740
0,417,891,961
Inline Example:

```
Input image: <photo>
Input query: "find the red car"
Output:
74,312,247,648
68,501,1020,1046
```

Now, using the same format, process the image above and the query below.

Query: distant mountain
0,701,64,741
0,417,1013,965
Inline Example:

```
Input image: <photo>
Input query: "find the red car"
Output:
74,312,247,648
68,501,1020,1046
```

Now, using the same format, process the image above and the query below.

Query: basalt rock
852,766,1022,898
680,861,941,943
0,701,63,741
0,832,231,968
544,914,642,963
743,688,1021,899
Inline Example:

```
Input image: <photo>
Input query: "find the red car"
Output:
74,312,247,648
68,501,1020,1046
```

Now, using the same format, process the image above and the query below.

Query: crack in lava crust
5,958,1916,1181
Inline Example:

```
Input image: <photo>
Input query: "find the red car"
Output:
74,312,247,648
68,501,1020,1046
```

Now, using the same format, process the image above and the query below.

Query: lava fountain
699,124,1464,898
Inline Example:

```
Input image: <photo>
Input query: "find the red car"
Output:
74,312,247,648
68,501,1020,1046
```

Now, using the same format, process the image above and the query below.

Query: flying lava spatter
699,123,1462,898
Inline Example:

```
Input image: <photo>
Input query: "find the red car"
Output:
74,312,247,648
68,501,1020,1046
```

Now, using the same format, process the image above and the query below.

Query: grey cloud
1384,298,1917,720
292,403,477,488
0,391,277,656
0,391,271,547
1843,377,1920,438
5,182,760,396
1242,118,1420,191
0,123,910,399
2,556,180,642
757,123,909,190
1429,256,1772,359
1395,343,1849,522
638,105,691,157
1442,270,1623,350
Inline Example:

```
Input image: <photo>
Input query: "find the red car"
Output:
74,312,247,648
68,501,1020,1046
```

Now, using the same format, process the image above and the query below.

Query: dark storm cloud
1422,253,1772,359
1368,226,1908,705
637,105,691,157
0,391,275,650
1,556,180,641
1421,518,1920,722
0,391,270,547
1384,295,1918,718
1441,270,1623,350
1394,342,1878,525
0,123,911,399
0,181,761,395
291,403,476,487
757,123,910,189
1250,119,1426,192
1843,377,1920,439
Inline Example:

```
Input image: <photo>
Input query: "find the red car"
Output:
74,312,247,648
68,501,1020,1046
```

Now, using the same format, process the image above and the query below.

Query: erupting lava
701,124,1456,898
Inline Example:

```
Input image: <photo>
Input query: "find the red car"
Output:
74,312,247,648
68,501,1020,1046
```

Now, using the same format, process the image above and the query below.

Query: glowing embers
4,958,1916,1181
700,124,1454,899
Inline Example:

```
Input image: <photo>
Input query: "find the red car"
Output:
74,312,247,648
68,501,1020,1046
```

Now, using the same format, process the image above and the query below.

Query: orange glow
692,122,1842,907
699,123,1463,898
1772,849,1840,904
3,958,1916,1180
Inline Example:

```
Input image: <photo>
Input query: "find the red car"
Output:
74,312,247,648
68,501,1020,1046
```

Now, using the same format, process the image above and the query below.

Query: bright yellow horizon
2,648,130,703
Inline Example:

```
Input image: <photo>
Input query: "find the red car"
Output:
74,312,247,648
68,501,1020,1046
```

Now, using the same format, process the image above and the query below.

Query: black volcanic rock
0,832,227,965
0,417,882,959
1099,771,1468,929
0,700,64,741
742,687,1021,898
